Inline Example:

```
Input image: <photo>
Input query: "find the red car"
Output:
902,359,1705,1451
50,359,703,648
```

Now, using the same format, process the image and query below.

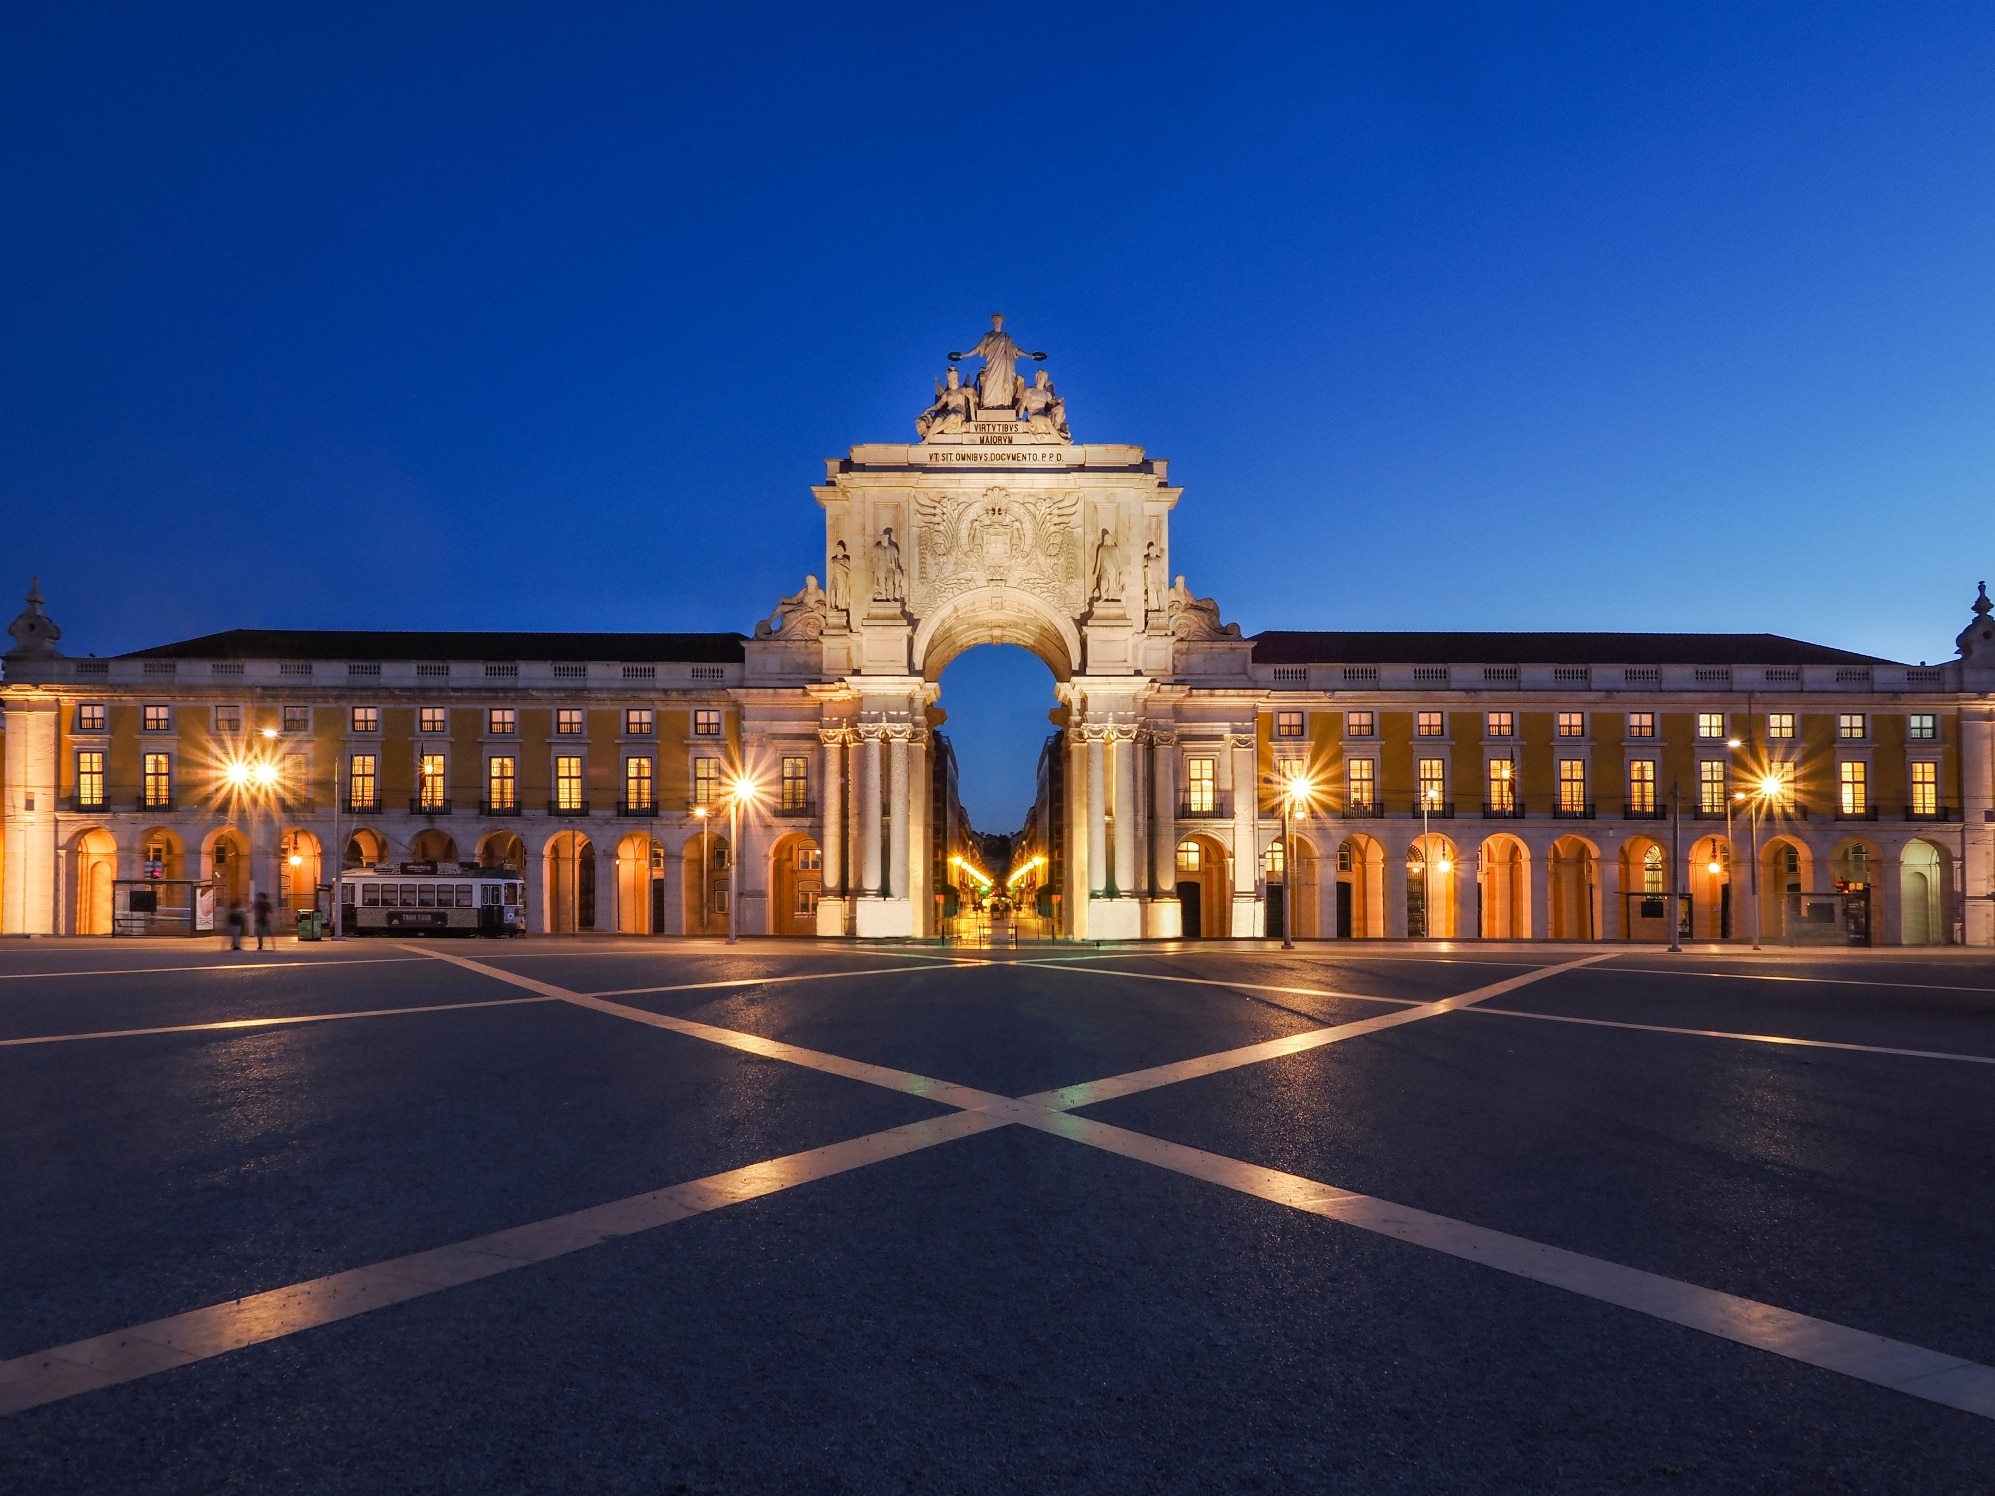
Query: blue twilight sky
5,5,1994,834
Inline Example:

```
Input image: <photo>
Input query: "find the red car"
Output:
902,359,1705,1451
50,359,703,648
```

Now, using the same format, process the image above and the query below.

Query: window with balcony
1485,711,1513,738
557,709,585,736
1766,713,1795,740
1185,757,1217,813
1416,711,1444,738
1696,713,1724,740
285,753,309,800
76,751,105,809
1347,758,1375,812
1838,714,1866,740
1699,760,1727,814
694,709,722,737
487,756,517,811
488,708,517,736
143,705,171,732
419,754,448,810
142,752,172,808
1839,760,1867,815
626,708,654,736
1909,713,1937,741
1557,712,1584,738
694,756,721,806
1627,759,1656,814
420,707,447,734
781,756,810,811
216,705,243,733
1558,758,1587,813
349,754,377,810
1911,761,1939,817
1627,712,1655,738
1418,757,1446,808
282,706,310,733
624,756,654,811
554,756,584,812
76,704,106,732
1274,710,1304,739
350,707,378,733
1486,758,1515,812
1345,711,1374,738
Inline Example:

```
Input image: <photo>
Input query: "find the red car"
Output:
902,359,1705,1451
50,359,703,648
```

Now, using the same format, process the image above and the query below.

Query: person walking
227,899,245,951
253,891,273,952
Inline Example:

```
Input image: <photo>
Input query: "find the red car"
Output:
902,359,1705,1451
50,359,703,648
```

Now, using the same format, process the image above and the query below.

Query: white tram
338,862,526,937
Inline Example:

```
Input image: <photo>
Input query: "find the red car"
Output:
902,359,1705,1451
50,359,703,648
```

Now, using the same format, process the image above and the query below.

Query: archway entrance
1900,839,1947,945
280,830,322,918
770,832,823,936
1407,834,1458,938
73,827,117,935
346,827,388,869
1547,835,1598,941
614,832,666,934
1336,835,1385,938
545,830,595,933
684,832,727,935
409,828,458,864
1478,834,1529,939
1174,834,1228,938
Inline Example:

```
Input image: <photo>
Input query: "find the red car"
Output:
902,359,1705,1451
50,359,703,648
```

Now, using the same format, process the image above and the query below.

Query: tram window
418,884,436,908
456,884,473,907
362,884,380,906
504,884,518,906
482,885,501,906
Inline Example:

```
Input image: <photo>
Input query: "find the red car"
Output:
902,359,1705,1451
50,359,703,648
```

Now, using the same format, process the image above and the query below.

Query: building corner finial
5,576,63,661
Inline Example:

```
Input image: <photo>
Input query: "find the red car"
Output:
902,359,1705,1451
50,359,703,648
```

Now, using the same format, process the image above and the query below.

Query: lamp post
725,774,761,945
330,750,345,940
693,804,709,935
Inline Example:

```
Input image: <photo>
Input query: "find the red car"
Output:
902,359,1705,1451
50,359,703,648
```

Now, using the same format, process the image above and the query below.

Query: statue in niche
949,313,1046,411
1167,575,1241,640
754,575,828,640
827,541,851,619
915,366,977,438
871,528,906,603
1091,528,1127,603
1141,541,1165,616
1017,369,1069,439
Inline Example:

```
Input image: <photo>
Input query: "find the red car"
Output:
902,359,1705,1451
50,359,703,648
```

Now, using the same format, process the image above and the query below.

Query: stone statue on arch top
915,366,976,439
1017,368,1069,439
949,313,1047,412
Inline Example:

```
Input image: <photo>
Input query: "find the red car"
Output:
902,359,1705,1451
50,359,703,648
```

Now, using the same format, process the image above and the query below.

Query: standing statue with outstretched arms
949,313,1047,411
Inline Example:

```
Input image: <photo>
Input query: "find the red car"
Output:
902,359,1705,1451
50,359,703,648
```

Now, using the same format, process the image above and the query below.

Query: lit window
488,708,517,736
143,752,172,808
1697,713,1725,740
1643,844,1665,895
626,708,654,736
797,846,821,872
1837,713,1866,740
284,752,308,798
1908,714,1936,741
1274,710,1304,739
487,756,517,811
419,754,447,810
1416,711,1444,738
1347,758,1375,812
1264,841,1285,878
1345,711,1374,738
1766,713,1795,740
1912,761,1939,816
1557,712,1584,738
76,704,106,732
1626,712,1654,738
282,706,309,733
1176,839,1201,873
781,755,810,811
1627,759,1656,814
1558,758,1587,813
694,709,722,737
554,755,584,812
350,706,378,733
349,754,377,810
694,757,721,806
215,705,243,733
1486,758,1515,812
76,751,105,809
1839,760,1867,815
143,705,171,732
1186,757,1217,814
1418,757,1446,808
1485,711,1513,738
557,709,585,736
1699,760,1727,814
625,756,654,811
420,707,447,734
1766,761,1796,811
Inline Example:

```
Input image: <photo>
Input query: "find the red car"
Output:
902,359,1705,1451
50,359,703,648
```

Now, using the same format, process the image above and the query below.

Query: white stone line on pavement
407,946,1014,1111
1011,961,1424,1009
0,958,428,983
1600,964,1995,996
1019,955,1613,1111
0,1109,1006,1419
1462,1005,1995,1065
588,960,988,998
0,996,561,1049
1019,1110,1995,1422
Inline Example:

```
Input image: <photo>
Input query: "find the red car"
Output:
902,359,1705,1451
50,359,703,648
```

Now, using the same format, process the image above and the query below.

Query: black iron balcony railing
617,799,659,818
1177,794,1232,819
1411,800,1456,819
774,798,818,818
1481,800,1526,819
1552,801,1597,820
1340,801,1385,818
71,794,108,813
480,798,522,817
1620,802,1667,820
1904,804,1957,821
410,797,453,816
138,795,175,812
344,796,381,815
1835,805,1879,821
548,798,591,817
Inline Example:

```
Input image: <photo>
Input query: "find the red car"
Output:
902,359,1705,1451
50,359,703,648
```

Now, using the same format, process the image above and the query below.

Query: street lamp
1278,769,1314,950
725,773,762,945
692,805,710,935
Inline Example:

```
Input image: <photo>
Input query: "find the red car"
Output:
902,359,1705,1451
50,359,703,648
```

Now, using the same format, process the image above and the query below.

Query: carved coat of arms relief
913,487,1085,616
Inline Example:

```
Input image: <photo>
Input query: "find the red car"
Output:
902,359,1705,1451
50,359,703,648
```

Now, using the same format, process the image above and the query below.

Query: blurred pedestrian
253,891,273,951
226,899,245,951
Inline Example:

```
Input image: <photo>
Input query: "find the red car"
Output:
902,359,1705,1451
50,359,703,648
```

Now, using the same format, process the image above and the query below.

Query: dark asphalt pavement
2,937,1992,1492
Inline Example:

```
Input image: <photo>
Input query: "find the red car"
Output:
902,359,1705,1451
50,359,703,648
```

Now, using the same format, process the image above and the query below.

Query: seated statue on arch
916,366,977,439
1017,369,1069,440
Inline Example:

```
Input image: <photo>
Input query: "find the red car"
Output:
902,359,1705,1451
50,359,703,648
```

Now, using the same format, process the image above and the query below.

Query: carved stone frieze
913,486,1085,615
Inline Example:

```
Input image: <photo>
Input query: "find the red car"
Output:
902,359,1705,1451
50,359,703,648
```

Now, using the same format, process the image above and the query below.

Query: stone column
1230,733,1258,934
858,729,882,897
1112,731,1136,898
1087,731,1108,896
908,729,929,931
1131,732,1150,899
1150,734,1178,895
1529,839,1553,944
1964,707,1994,946
1067,731,1089,937
0,699,57,935
888,730,909,901
820,730,845,896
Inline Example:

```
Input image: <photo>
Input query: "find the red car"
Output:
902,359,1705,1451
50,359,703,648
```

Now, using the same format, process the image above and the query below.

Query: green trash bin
296,910,323,942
